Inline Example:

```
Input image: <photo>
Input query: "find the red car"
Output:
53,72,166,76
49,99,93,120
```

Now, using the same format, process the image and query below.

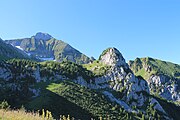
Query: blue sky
0,0,180,64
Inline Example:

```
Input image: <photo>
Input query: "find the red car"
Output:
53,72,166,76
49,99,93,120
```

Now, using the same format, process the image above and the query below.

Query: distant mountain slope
5,32,91,64
0,38,30,60
129,57,180,102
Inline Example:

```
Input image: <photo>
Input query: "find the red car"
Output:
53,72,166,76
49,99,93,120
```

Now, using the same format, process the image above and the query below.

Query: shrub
0,100,10,109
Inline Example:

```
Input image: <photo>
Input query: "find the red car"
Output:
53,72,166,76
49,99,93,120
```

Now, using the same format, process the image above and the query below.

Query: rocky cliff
76,48,170,118
129,57,180,102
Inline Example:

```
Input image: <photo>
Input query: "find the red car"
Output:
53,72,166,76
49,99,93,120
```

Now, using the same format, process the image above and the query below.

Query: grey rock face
75,62,165,113
99,48,128,68
76,48,151,109
75,48,169,116
148,75,180,102
103,91,135,112
34,32,52,41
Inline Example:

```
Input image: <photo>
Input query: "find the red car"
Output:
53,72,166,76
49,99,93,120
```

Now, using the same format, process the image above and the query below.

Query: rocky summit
99,47,128,68
34,32,52,41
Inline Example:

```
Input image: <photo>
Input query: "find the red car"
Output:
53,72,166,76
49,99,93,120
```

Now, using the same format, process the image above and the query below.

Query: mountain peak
99,47,127,67
34,32,53,41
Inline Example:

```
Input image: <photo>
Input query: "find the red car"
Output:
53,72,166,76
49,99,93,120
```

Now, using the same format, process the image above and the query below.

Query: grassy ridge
46,81,119,119
83,60,111,76
26,80,127,119
129,57,180,79
26,81,94,119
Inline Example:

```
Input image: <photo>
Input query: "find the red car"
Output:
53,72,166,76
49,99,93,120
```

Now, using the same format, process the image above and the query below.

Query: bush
0,100,10,109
